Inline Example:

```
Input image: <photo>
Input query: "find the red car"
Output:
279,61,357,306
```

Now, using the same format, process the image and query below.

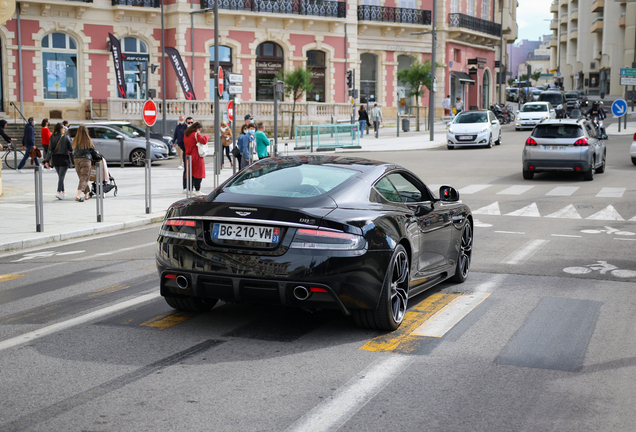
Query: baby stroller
89,156,118,197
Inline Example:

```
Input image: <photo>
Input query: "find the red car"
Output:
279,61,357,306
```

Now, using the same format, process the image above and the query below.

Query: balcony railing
201,0,346,18
357,5,432,25
112,0,160,6
448,13,501,37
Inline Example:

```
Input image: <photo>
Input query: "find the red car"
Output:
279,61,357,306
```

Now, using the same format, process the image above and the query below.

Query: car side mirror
116,135,124,140
491,120,497,124
439,186,460,202
515,110,519,114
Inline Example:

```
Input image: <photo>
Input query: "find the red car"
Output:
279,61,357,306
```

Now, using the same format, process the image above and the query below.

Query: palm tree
396,59,439,131
275,66,314,138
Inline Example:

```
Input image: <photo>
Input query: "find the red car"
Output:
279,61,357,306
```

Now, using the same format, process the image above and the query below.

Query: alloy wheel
390,248,409,325
457,223,473,280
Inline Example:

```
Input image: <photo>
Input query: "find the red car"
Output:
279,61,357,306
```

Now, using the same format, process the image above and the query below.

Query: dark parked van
538,91,567,118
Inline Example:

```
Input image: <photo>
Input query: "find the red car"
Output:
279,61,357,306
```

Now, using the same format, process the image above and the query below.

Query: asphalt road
1,124,635,431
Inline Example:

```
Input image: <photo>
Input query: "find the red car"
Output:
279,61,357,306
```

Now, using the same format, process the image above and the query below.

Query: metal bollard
119,137,125,169
34,166,44,232
397,113,400,138
310,124,314,153
144,158,151,214
186,155,192,198
96,161,104,222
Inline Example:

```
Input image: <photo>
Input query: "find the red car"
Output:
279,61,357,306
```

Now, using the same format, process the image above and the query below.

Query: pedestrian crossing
472,202,635,221
456,184,628,199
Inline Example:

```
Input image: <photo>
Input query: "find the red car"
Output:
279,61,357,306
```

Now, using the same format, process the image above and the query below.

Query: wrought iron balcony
448,13,501,37
112,0,160,7
201,0,346,18
357,5,431,25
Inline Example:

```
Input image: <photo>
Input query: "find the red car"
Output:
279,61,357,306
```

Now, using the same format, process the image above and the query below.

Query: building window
451,0,459,13
42,33,78,100
210,46,233,101
122,37,149,99
256,42,284,101
481,0,488,19
307,50,326,102
360,53,378,104
468,0,475,16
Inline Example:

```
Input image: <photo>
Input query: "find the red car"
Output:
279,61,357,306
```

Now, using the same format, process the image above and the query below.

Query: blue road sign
556,72,561,78
611,99,627,117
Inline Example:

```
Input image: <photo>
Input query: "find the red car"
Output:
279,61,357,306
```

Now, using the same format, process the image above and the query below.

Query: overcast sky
516,0,552,43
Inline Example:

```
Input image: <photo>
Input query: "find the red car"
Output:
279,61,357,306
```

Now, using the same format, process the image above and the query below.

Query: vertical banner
108,33,126,99
165,47,196,100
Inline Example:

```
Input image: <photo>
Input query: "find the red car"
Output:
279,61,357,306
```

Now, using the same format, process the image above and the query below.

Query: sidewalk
606,110,636,136
0,127,448,252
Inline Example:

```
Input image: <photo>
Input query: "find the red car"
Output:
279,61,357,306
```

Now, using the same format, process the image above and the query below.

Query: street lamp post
189,8,214,87
498,0,504,104
411,0,437,141
161,0,166,134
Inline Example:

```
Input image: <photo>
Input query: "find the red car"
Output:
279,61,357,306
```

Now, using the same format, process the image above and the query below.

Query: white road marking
0,292,161,352
546,186,579,196
587,205,624,221
596,187,625,198
545,204,582,219
473,273,507,293
473,202,501,215
497,185,534,195
630,215,636,222
501,239,549,265
286,355,414,432
73,242,156,261
460,184,492,195
495,231,525,234
616,238,636,241
506,203,541,217
551,234,582,238
473,219,493,228
412,293,490,337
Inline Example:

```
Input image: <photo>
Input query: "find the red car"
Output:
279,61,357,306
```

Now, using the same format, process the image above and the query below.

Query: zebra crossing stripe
587,205,624,221
596,188,625,198
497,185,535,195
473,202,501,215
545,204,582,219
460,184,492,194
546,186,579,196
506,203,541,217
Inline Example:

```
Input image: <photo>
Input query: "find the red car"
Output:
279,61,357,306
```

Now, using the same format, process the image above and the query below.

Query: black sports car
156,156,473,331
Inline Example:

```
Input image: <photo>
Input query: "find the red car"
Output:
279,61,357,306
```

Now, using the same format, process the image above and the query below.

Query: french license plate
212,223,280,243
543,145,565,150
523,122,533,125
458,135,472,140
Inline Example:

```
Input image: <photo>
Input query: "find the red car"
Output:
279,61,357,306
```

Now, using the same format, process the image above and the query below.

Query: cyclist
0,119,15,151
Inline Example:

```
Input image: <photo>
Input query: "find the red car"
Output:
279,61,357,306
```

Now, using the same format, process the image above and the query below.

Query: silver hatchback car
522,119,607,180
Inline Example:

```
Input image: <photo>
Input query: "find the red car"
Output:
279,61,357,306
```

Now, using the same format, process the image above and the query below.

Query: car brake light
633,133,636,141
574,138,588,146
166,220,196,227
160,219,197,240
525,137,537,146
291,228,366,251
310,287,329,293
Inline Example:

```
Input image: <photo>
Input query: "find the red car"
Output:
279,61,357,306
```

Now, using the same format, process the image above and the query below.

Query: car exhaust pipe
293,286,311,301
176,275,189,289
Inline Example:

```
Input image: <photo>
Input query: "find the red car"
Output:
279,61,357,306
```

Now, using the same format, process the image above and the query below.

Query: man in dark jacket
173,116,192,192
0,119,15,151
17,117,39,172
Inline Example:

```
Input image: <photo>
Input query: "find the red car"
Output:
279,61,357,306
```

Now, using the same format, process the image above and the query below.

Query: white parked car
515,102,556,131
446,110,501,149
630,132,636,165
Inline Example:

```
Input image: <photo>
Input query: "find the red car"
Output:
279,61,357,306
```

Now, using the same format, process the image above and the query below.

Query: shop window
307,50,326,103
256,42,284,101
360,53,378,104
42,33,78,100
397,55,414,114
210,46,233,101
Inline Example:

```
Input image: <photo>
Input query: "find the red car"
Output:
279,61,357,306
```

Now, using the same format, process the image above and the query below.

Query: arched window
397,55,414,114
42,33,78,100
256,42,284,101
210,46,232,101
307,50,326,102
122,37,148,99
360,53,377,104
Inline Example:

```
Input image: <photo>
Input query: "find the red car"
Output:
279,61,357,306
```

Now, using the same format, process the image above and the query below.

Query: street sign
227,100,233,122
228,85,243,95
611,99,627,117
556,72,561,78
620,76,636,86
540,73,554,77
142,99,157,127
620,68,636,77
218,67,224,97
228,73,243,84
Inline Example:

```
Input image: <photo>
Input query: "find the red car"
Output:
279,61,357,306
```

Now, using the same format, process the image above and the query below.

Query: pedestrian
237,124,250,169
442,95,452,116
43,122,74,200
173,115,187,170
358,105,369,138
62,120,69,134
17,117,39,172
455,97,464,114
255,121,269,159
41,119,52,168
183,121,209,196
220,120,233,168
244,113,253,129
0,119,16,152
72,124,100,202
370,103,383,137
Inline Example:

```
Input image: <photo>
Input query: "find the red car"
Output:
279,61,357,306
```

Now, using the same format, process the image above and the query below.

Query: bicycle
2,141,24,170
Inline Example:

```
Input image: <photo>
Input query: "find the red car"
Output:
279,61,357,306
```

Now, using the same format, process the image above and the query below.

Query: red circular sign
227,100,233,122
218,67,224,97
142,100,157,127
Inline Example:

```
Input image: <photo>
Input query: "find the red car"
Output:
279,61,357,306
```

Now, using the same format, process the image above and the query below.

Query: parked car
68,124,170,166
94,121,176,156
630,132,636,165
514,102,556,131
156,156,473,331
506,88,519,102
522,118,607,180
563,92,581,116
446,110,501,149
531,89,543,101
537,90,567,118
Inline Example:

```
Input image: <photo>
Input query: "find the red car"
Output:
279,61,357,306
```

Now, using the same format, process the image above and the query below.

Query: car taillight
574,138,588,146
290,228,366,251
525,137,537,146
633,133,636,141
160,218,197,240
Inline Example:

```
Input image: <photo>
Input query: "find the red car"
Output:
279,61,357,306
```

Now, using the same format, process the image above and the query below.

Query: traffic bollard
96,161,104,222
186,155,192,198
34,165,44,232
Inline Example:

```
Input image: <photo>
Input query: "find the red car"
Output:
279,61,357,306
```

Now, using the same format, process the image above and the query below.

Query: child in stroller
89,155,118,197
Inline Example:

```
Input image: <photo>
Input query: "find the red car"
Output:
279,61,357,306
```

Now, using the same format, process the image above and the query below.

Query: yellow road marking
0,274,26,283
360,292,460,354
140,312,192,330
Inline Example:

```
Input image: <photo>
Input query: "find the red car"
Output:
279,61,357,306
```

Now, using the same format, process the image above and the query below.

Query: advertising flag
165,47,196,100
108,33,126,99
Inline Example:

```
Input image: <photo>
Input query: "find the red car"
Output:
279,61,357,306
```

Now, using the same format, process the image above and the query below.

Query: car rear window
226,163,357,198
539,93,564,105
565,93,578,99
521,104,547,112
532,124,584,139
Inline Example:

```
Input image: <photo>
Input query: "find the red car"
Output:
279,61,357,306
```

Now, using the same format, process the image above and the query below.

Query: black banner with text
165,47,196,100
108,33,126,99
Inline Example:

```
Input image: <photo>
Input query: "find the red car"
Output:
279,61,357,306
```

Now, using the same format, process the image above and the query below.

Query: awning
451,71,475,84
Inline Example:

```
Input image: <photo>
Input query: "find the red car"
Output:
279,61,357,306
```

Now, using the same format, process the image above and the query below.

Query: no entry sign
143,100,157,127
227,100,233,122
218,67,224,97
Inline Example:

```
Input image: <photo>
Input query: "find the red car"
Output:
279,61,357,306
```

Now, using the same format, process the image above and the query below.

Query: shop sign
467,57,487,65
256,61,283,74
311,70,325,78
478,64,485,69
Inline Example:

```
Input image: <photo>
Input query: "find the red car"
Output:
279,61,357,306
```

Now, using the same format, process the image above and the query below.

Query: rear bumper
523,158,591,173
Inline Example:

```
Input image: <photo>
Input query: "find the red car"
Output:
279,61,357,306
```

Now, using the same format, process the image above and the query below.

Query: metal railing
357,5,431,25
201,0,346,18
111,0,160,7
448,13,502,37
9,102,27,124
294,124,361,151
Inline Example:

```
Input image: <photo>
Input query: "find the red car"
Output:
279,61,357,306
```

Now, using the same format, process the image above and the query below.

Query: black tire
353,244,409,331
596,153,606,173
4,151,24,170
632,157,636,166
515,128,520,132
450,222,472,283
447,144,454,150
583,164,594,181
495,130,502,145
164,295,217,312
523,170,534,180
130,149,146,167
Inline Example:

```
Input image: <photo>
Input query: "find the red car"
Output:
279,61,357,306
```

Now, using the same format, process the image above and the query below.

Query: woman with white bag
183,121,209,196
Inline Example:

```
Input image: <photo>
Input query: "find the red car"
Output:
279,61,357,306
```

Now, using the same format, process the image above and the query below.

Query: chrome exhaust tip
176,275,189,289
293,285,311,301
